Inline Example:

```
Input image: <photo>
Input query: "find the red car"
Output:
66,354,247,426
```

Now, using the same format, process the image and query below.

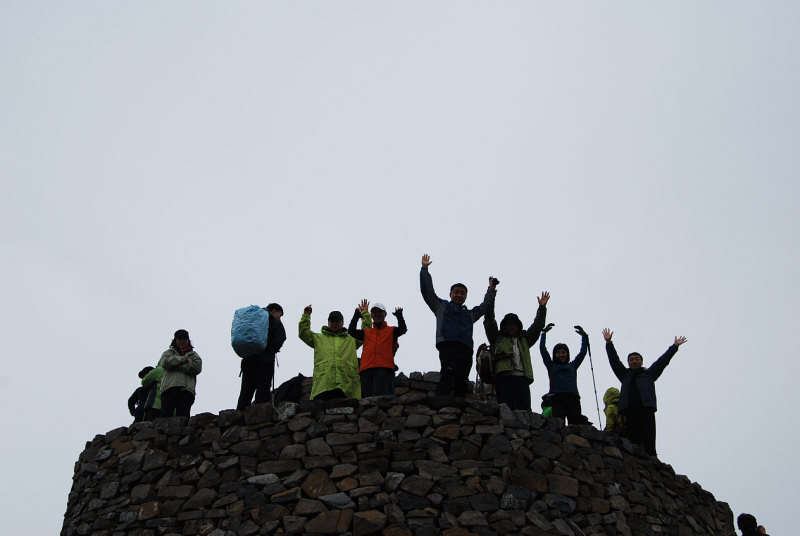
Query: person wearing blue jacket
420,254,496,397
603,328,687,455
540,324,590,424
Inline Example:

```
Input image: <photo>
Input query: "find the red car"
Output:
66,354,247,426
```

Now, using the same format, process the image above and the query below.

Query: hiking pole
586,343,603,429
576,325,603,429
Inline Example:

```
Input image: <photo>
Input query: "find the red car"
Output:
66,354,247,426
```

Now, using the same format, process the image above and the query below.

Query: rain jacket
420,266,495,349
483,305,547,382
348,309,407,372
540,332,588,395
606,341,678,412
158,346,202,395
603,387,623,432
141,365,164,410
300,313,371,400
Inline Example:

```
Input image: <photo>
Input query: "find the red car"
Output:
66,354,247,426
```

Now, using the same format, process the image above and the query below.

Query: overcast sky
2,2,798,534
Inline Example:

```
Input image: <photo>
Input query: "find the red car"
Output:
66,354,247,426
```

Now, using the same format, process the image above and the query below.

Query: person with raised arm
420,254,496,397
348,299,407,397
603,328,687,455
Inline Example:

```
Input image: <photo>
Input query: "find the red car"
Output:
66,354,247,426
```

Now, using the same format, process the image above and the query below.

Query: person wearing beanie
299,305,371,400
419,254,496,397
540,324,591,424
483,291,550,410
236,302,287,410
348,299,408,397
603,328,687,456
158,329,202,417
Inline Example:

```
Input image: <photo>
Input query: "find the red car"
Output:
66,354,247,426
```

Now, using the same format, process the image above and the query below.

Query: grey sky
2,2,798,533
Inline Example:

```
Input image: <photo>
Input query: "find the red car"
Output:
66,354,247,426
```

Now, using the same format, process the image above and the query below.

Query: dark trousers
550,392,589,425
143,407,161,421
436,342,473,397
237,354,275,410
160,388,195,417
624,407,657,455
495,375,532,410
360,367,394,397
314,388,347,401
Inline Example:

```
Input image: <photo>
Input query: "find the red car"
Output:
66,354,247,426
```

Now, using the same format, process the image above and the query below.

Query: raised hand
421,254,432,267
538,291,550,306
358,299,369,312
574,325,587,337
674,335,687,346
393,307,403,317
543,323,555,333
489,276,499,289
602,328,613,342
304,305,313,315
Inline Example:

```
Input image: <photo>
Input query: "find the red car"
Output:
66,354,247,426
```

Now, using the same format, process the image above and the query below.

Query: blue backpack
231,305,270,357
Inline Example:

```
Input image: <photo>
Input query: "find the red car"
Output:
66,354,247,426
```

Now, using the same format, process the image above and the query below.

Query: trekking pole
586,342,603,429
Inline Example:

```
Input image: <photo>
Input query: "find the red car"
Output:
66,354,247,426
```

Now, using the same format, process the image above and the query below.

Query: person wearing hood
540,324,590,424
483,291,550,410
300,305,371,400
603,387,623,433
158,329,203,417
348,299,407,398
128,366,154,422
603,328,687,456
419,254,496,397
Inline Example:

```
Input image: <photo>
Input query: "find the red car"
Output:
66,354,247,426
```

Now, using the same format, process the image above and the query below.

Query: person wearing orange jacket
348,299,407,397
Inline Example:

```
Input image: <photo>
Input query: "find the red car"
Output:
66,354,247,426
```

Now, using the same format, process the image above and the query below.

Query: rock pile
62,372,734,536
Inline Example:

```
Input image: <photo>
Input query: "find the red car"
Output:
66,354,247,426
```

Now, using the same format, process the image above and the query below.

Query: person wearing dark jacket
237,303,287,410
128,366,154,422
737,513,769,536
540,325,590,424
420,254,496,397
483,291,549,410
603,328,687,455
348,299,407,397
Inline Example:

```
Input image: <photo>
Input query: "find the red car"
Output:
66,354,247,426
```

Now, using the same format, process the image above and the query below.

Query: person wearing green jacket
158,329,202,417
299,305,371,400
483,291,549,410
141,365,164,421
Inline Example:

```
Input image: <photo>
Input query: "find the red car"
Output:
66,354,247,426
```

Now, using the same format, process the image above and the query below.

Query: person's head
553,343,570,363
627,352,643,369
737,513,758,533
327,311,344,331
138,366,154,379
266,303,283,319
450,283,468,305
171,329,191,350
370,303,387,324
499,313,523,337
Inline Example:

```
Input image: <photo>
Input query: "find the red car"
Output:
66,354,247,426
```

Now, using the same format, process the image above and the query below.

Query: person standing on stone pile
737,513,769,536
237,303,287,410
140,364,164,421
603,328,687,456
348,299,407,398
602,387,624,433
483,291,550,410
158,329,203,417
300,305,371,400
540,324,591,424
128,366,154,422
419,254,496,397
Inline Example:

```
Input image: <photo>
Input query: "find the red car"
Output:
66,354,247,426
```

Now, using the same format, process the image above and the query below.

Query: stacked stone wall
62,372,735,536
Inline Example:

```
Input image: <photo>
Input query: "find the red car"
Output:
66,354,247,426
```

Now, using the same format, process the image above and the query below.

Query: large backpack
475,343,495,384
231,305,270,357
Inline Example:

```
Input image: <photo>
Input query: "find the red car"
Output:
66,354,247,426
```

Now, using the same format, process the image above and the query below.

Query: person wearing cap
299,305,371,400
420,254,496,397
128,366,154,422
348,299,408,397
483,291,550,410
603,328,687,456
236,303,287,410
158,329,203,417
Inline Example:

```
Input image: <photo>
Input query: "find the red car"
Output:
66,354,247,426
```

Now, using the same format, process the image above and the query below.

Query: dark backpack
475,343,495,384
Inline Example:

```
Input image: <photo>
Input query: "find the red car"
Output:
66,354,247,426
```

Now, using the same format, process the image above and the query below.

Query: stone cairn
62,372,735,536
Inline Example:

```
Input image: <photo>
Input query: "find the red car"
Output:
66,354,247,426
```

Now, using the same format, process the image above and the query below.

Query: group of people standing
128,253,687,457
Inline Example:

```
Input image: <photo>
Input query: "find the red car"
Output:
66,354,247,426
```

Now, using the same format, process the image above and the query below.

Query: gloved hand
543,323,555,333
574,325,587,337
